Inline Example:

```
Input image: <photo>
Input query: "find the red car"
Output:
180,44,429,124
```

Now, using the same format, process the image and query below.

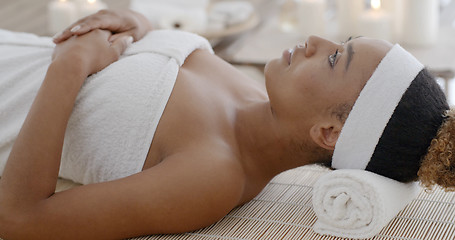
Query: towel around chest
0,29,213,184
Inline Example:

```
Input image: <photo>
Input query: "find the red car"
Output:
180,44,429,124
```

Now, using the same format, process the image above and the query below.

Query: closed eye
328,49,339,68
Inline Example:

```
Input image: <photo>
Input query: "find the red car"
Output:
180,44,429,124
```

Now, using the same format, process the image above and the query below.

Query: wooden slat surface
128,165,455,240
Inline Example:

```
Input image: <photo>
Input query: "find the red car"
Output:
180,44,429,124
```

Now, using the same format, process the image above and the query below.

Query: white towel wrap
312,169,421,239
332,44,424,169
0,29,213,184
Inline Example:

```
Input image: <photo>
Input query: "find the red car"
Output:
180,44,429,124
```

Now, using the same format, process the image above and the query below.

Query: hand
52,29,133,76
53,9,152,44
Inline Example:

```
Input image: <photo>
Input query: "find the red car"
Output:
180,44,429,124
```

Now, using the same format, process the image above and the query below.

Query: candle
401,0,439,47
358,0,392,41
297,0,327,37
78,0,108,19
47,0,77,35
336,0,364,40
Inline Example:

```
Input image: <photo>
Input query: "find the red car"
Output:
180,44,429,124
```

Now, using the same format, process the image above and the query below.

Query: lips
288,49,294,65
283,48,294,65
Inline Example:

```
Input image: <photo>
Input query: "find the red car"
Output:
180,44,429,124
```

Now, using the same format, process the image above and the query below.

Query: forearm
0,58,87,204
54,9,153,43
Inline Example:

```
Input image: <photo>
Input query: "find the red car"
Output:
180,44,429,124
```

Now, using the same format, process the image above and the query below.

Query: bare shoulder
182,48,232,72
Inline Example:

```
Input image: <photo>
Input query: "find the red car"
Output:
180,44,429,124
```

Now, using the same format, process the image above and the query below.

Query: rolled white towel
312,169,421,239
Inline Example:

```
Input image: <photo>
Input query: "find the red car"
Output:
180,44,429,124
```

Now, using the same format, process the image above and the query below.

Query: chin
263,60,281,104
264,59,274,75
264,58,281,82
263,61,274,91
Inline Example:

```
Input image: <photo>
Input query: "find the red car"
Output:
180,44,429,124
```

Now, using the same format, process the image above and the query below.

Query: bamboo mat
124,165,455,240
2,165,454,240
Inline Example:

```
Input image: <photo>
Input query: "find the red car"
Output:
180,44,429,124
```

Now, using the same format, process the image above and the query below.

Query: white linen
332,44,424,169
312,169,420,239
0,29,213,184
0,30,54,174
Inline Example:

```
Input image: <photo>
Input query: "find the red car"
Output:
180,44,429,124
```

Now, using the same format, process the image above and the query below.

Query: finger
110,35,133,59
52,14,88,43
108,31,135,43
53,11,115,43
53,16,128,44
68,23,93,36
52,25,82,43
53,21,95,43
52,29,71,43
93,28,113,40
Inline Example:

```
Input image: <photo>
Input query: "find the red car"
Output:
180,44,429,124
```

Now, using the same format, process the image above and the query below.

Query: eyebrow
345,42,354,71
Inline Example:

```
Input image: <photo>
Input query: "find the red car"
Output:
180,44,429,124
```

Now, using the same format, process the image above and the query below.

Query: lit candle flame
371,0,381,10
87,0,96,4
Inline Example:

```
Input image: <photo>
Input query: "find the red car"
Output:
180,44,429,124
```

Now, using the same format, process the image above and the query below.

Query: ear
309,121,342,151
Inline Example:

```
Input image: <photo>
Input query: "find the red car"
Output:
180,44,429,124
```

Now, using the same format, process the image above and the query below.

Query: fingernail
70,25,81,33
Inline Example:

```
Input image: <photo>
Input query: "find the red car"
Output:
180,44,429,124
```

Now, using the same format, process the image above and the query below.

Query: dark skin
0,10,389,239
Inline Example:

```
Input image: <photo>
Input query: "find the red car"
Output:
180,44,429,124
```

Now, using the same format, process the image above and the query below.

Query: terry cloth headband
332,44,424,169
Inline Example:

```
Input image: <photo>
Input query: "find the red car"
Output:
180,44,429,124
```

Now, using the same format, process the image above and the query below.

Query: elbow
0,202,25,239
0,210,11,239
0,211,13,239
0,217,23,240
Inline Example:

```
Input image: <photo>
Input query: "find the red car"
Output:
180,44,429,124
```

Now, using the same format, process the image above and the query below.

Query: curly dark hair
418,109,455,191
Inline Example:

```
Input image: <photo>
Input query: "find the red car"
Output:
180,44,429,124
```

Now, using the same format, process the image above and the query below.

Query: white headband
332,44,424,169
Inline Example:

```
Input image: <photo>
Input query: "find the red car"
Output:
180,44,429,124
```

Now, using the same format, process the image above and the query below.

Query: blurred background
1,0,454,103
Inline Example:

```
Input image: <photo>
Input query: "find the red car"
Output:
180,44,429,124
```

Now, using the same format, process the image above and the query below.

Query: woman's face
264,36,392,138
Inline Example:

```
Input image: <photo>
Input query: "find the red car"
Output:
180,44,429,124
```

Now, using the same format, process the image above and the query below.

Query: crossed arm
0,10,243,239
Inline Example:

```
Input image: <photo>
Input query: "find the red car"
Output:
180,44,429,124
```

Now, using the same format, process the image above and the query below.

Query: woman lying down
0,9,453,240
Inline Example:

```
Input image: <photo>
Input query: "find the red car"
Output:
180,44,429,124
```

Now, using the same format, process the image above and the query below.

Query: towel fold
0,29,54,47
312,169,420,239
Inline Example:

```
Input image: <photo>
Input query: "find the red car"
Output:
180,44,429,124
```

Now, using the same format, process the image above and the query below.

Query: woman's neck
234,101,316,182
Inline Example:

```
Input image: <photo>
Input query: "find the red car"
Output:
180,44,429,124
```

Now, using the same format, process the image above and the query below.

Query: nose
305,35,340,57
